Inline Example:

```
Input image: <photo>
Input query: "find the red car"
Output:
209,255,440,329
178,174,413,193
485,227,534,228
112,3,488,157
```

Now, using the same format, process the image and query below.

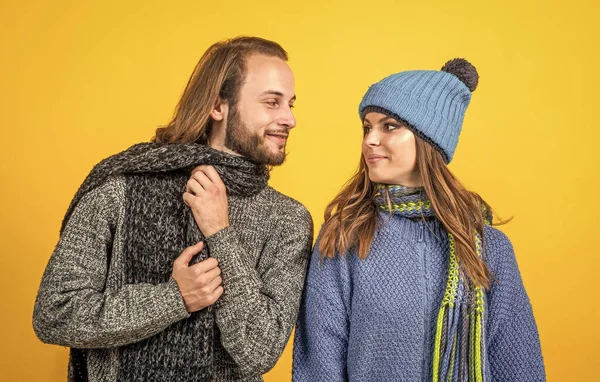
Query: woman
292,59,545,381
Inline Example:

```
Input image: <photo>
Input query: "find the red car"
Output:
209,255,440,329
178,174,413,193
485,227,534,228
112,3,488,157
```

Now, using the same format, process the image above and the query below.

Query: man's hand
172,242,223,313
183,165,230,237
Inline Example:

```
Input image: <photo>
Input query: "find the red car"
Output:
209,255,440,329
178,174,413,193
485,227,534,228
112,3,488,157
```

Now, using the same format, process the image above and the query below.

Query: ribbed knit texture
293,214,545,381
60,142,270,233
33,143,314,381
61,143,268,382
117,172,213,381
358,69,472,163
374,185,489,381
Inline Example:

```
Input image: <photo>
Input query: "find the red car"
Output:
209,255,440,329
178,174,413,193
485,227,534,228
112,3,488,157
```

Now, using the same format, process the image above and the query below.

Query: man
33,36,314,382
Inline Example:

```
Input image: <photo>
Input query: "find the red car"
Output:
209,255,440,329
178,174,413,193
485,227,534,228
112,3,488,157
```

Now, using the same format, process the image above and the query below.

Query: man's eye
266,101,278,107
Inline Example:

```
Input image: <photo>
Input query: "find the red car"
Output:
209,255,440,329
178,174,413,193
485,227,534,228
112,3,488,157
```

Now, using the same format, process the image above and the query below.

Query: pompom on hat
359,58,479,163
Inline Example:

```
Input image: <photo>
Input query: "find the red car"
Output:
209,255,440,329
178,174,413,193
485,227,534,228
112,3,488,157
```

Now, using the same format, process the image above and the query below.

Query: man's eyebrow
260,91,296,102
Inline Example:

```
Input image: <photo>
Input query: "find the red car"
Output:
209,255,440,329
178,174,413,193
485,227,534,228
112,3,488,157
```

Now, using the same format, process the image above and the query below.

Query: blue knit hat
359,58,479,163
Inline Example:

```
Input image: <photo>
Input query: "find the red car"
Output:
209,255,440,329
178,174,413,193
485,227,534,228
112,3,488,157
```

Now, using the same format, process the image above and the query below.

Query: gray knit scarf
62,143,269,382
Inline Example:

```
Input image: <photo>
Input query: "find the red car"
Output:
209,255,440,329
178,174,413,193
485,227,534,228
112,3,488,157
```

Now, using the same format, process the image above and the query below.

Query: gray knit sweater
33,174,313,381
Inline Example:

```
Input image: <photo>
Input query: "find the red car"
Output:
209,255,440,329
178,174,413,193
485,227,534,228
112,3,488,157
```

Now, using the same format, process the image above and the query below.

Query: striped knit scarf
375,184,489,382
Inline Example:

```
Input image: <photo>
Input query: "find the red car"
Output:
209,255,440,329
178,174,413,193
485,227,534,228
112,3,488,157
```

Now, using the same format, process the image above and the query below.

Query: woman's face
362,112,421,187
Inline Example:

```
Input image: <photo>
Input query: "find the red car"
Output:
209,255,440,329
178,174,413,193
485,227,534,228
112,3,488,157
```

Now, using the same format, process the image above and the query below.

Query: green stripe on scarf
375,184,488,382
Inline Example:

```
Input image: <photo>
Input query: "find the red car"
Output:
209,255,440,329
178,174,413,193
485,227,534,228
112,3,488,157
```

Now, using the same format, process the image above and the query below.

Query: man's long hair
153,36,288,144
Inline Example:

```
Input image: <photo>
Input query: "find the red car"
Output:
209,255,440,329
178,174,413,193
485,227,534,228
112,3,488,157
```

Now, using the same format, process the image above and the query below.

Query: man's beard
224,105,286,166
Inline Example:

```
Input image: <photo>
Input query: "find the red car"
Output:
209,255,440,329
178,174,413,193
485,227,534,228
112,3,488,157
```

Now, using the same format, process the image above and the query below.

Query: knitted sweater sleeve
204,199,313,376
292,241,351,382
484,227,546,381
32,177,190,348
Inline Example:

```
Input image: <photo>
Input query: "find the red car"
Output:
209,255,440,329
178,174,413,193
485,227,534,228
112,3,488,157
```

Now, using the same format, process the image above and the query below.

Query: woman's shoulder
483,225,513,252
482,225,521,279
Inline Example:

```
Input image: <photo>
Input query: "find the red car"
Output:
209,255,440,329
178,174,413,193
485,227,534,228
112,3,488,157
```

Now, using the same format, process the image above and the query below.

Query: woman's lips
366,154,387,162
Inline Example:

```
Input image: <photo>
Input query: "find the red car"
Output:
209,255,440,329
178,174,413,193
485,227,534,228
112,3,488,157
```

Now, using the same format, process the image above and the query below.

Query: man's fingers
211,286,224,303
182,191,194,206
173,242,204,269
187,171,211,194
190,257,219,274
202,166,226,189
193,165,225,190
208,275,223,291
192,165,213,175
202,264,222,283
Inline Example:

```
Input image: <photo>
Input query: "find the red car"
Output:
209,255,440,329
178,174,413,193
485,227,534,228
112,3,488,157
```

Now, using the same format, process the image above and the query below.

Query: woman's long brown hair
318,134,507,289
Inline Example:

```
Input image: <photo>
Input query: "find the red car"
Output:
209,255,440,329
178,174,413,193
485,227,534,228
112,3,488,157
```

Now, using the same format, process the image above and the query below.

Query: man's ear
210,97,228,122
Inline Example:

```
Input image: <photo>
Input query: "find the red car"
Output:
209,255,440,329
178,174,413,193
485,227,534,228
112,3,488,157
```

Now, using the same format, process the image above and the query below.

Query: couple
33,36,545,381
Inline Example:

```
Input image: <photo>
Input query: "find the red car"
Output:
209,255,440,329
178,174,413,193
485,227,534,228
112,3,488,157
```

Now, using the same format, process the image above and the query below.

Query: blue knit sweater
292,213,545,381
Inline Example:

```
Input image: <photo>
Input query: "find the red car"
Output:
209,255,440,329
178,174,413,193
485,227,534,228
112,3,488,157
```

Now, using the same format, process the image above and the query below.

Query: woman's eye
385,124,399,131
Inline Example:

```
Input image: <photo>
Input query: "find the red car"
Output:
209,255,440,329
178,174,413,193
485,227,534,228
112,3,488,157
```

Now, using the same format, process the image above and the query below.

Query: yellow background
1,0,598,380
